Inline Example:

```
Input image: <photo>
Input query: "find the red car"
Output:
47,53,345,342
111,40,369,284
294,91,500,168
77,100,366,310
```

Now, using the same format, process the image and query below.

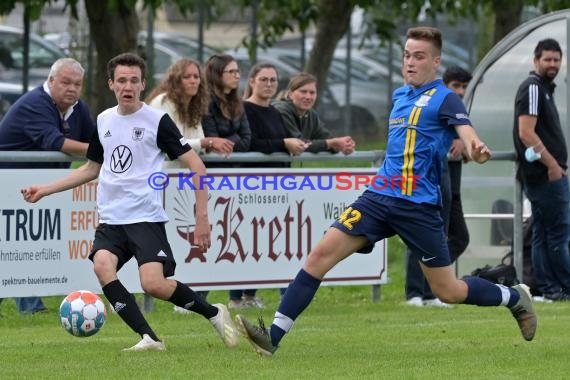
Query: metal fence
0,150,526,287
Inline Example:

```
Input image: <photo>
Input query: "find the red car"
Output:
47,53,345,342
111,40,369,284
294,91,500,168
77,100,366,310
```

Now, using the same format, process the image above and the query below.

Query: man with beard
236,27,537,357
513,38,570,301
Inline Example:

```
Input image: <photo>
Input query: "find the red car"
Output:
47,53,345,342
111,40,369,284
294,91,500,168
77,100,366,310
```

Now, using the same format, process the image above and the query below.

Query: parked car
0,25,67,120
137,40,186,84
138,31,219,63
227,49,343,132
136,32,223,84
0,82,25,120
43,31,77,56
276,34,472,74
228,47,398,136
41,30,218,86
0,25,66,82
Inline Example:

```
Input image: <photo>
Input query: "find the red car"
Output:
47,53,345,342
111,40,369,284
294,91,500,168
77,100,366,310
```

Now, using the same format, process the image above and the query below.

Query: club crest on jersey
414,95,431,107
132,127,145,141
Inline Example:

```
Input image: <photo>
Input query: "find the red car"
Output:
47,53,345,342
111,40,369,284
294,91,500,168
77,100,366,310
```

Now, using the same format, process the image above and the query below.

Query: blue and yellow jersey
370,79,471,206
391,84,410,105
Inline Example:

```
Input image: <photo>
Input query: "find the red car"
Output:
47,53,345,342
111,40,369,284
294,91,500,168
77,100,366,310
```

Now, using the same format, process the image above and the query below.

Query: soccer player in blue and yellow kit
236,26,537,356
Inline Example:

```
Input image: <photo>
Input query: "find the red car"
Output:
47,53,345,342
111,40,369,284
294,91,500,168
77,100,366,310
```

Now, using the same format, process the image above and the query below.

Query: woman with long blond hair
146,58,233,157
145,58,213,310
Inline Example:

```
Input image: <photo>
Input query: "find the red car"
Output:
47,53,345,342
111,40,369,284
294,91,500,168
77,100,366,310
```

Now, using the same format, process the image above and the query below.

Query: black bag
497,217,535,290
467,251,520,287
467,217,535,290
520,216,535,291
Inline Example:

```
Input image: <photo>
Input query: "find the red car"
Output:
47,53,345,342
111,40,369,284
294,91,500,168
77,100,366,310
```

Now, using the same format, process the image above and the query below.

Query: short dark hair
107,53,146,81
443,66,472,85
534,38,562,60
406,26,442,55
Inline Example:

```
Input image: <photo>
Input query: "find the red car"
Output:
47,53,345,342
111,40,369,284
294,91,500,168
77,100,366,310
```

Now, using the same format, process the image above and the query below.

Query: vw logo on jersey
110,145,133,173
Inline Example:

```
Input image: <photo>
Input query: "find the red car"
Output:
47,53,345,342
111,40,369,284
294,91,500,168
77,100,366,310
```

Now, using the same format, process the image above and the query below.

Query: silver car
227,47,401,137
0,25,66,119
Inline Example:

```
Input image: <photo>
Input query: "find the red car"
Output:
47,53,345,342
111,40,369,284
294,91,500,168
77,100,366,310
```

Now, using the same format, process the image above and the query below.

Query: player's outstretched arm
178,150,211,251
455,124,491,164
21,160,101,203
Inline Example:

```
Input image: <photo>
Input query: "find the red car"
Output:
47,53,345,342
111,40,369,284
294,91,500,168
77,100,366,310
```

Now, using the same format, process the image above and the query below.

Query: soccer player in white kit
21,53,239,351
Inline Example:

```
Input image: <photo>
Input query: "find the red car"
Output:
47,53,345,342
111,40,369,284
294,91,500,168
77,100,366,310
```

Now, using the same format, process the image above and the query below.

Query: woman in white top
145,58,212,310
146,58,215,154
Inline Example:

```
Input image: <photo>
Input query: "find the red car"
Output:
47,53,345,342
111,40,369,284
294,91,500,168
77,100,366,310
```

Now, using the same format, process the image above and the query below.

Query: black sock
103,280,160,342
168,281,218,319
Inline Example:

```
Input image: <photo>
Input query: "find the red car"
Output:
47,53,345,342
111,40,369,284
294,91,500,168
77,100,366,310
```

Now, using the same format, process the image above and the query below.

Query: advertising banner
0,168,386,297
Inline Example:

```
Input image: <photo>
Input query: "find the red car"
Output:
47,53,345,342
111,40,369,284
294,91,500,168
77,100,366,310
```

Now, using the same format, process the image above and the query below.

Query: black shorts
89,222,176,277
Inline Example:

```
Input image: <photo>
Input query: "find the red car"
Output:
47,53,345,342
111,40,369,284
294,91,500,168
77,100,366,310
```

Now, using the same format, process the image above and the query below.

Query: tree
306,0,355,94
0,0,199,114
238,0,456,99
85,0,207,113
2,0,569,113
453,0,570,47
247,0,570,96
491,0,524,44
84,0,139,113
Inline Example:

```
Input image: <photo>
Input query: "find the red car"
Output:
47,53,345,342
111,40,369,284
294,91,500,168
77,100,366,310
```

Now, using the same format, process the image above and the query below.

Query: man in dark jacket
0,57,95,313
513,38,570,301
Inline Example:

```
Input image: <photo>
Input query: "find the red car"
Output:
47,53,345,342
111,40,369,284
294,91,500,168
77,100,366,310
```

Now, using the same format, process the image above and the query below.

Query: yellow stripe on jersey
408,107,419,126
401,88,437,195
411,107,421,126
403,127,416,195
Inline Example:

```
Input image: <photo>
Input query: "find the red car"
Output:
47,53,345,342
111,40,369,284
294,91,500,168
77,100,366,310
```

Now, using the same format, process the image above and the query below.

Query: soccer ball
59,290,107,337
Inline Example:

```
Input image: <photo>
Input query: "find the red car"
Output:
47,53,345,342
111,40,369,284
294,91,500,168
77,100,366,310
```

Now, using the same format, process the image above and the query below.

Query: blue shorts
331,190,450,267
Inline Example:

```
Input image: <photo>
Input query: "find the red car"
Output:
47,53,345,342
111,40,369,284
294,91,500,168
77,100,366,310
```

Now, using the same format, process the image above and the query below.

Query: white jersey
87,103,191,224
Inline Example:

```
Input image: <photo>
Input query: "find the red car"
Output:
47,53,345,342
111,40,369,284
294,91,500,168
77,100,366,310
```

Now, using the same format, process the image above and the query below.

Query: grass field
1,238,568,379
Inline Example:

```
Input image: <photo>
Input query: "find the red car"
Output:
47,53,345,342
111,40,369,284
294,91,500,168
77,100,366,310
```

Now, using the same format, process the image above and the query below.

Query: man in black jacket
513,38,570,301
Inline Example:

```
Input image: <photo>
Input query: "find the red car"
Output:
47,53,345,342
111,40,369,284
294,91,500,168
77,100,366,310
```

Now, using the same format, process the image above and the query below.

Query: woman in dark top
202,54,251,166
225,63,310,308
243,62,309,166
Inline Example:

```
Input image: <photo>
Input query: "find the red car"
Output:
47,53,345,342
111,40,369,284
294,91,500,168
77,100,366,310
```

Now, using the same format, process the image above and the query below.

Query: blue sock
462,276,519,307
506,288,521,308
270,269,321,346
